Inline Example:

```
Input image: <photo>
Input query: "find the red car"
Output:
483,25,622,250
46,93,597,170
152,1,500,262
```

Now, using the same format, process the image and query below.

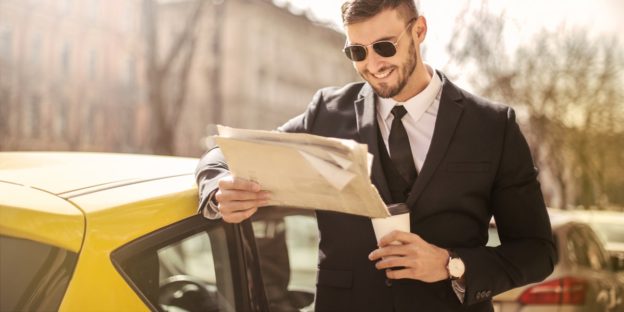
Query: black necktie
389,105,418,185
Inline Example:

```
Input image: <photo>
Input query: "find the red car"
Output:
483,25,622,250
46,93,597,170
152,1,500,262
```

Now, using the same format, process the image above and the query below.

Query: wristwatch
447,250,465,280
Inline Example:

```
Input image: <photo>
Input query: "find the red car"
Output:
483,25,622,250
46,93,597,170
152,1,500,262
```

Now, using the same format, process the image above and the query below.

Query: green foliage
446,3,624,210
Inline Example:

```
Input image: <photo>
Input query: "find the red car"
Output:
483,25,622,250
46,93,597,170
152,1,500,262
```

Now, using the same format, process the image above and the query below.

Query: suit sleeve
455,107,556,305
195,90,324,218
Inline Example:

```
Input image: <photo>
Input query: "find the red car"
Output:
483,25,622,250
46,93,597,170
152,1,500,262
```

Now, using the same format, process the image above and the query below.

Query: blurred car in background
490,210,624,312
0,152,317,312
563,209,624,273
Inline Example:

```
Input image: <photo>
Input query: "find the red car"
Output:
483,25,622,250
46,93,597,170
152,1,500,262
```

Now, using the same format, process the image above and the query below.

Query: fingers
222,207,258,224
218,176,261,192
369,234,451,283
216,188,271,202
378,230,423,247
368,244,409,261
384,267,417,280
215,176,270,223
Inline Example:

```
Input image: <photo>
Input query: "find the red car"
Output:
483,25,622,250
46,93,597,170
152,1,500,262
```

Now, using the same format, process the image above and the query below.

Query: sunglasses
343,19,416,62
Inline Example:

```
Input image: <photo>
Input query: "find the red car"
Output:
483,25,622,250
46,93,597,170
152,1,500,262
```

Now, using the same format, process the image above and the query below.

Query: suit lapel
354,84,392,203
406,75,465,207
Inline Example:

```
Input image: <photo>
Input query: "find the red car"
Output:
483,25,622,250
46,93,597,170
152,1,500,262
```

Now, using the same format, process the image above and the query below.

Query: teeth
373,68,392,79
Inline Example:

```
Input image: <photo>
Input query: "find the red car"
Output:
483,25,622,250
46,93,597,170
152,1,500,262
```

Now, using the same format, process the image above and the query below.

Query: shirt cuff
197,175,226,219
451,278,466,303
202,189,221,219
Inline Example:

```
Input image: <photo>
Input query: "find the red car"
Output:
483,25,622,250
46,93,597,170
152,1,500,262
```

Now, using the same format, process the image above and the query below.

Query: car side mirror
609,254,624,272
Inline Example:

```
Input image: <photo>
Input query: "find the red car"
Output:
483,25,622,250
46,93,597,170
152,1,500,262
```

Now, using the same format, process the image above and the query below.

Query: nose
366,49,387,73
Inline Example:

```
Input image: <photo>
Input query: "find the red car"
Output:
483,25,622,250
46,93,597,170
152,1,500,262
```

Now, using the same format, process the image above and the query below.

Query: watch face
449,258,465,278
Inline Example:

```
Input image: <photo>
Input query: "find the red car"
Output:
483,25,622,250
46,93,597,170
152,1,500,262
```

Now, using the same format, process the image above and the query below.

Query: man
195,0,556,311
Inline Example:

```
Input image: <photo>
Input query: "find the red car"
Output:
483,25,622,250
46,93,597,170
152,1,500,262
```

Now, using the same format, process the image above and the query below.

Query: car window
112,215,254,312
566,226,608,270
0,235,77,312
580,227,609,271
251,208,318,312
592,222,624,244
567,227,590,267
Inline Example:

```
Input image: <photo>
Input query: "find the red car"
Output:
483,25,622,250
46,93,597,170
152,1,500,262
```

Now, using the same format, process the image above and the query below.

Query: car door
111,215,269,312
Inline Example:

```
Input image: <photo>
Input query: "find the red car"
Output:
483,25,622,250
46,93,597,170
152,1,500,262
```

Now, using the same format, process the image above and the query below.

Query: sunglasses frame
343,18,417,62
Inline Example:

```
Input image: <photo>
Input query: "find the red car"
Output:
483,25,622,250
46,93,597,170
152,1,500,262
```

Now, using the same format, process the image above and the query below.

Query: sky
275,0,624,70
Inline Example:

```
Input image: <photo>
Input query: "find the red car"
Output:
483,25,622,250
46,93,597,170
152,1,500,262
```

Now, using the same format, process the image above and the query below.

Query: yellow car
0,152,318,312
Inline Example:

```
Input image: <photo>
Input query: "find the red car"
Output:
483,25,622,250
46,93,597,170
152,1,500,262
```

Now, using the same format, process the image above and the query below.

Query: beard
361,40,417,99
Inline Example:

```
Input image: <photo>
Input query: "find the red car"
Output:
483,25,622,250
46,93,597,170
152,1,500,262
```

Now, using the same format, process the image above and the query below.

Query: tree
142,0,206,155
446,3,624,210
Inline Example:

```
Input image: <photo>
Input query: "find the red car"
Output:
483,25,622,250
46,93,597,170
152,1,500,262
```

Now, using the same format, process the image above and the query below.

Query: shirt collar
377,65,442,123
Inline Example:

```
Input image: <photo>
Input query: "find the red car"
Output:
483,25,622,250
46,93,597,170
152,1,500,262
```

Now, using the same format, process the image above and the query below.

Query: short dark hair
341,0,419,25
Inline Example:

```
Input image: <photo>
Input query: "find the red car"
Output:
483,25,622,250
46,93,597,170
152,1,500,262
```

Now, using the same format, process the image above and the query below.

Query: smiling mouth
372,68,393,79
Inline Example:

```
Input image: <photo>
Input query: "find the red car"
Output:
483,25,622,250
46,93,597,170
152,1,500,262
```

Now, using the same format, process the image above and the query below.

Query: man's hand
368,231,450,283
215,176,271,223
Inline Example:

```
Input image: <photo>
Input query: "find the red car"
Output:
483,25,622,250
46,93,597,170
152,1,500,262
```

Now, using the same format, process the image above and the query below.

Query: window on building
28,0,42,7
83,103,95,144
0,28,12,61
88,50,97,80
25,95,41,138
55,99,68,139
123,57,136,87
87,0,99,21
120,3,136,32
61,42,71,76
58,0,71,15
30,35,41,69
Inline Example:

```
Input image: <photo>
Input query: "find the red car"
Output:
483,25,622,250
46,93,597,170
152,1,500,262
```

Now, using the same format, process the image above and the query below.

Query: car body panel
0,183,84,252
0,152,202,311
61,176,199,311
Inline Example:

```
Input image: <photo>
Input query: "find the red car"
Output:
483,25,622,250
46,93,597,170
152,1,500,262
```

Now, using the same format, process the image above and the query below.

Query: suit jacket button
485,290,492,298
385,279,392,287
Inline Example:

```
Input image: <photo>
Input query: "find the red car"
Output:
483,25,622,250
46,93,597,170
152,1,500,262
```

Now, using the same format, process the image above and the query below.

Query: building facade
0,0,360,156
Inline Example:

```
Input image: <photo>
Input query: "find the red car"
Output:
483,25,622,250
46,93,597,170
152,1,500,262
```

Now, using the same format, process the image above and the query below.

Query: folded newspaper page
214,125,390,218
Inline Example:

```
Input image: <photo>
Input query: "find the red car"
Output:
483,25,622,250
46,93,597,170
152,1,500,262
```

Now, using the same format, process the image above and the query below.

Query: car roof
0,152,199,252
556,209,624,223
488,208,588,229
0,152,198,195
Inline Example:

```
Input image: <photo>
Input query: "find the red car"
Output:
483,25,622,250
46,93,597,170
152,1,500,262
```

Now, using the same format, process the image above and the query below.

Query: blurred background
0,0,622,212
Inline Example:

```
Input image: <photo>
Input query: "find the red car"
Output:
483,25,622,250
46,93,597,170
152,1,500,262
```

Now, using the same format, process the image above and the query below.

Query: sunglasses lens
344,46,367,62
372,42,397,57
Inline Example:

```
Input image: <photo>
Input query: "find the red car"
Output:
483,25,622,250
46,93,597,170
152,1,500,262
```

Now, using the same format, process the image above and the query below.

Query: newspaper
214,125,390,218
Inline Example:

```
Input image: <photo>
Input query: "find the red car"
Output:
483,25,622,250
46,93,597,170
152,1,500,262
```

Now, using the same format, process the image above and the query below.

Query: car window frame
110,214,269,312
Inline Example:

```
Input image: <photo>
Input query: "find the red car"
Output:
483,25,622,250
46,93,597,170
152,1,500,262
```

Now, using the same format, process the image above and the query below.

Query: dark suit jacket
196,72,556,312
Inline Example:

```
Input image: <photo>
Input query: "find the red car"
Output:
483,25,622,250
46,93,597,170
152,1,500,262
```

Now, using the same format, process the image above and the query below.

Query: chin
372,82,401,99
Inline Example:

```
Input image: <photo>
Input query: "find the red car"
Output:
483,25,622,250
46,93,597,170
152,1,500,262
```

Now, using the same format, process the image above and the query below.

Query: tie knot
391,105,408,119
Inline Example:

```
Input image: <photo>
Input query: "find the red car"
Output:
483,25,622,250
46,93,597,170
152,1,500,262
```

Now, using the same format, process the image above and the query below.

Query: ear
412,16,427,43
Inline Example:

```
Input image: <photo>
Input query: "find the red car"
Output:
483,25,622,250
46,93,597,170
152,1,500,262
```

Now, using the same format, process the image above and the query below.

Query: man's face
345,9,421,100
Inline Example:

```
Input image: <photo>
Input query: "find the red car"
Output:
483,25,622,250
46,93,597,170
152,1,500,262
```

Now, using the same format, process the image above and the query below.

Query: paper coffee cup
371,203,410,244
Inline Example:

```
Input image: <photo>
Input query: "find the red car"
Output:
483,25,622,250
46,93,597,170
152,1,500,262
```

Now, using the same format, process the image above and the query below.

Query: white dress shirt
376,65,442,171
